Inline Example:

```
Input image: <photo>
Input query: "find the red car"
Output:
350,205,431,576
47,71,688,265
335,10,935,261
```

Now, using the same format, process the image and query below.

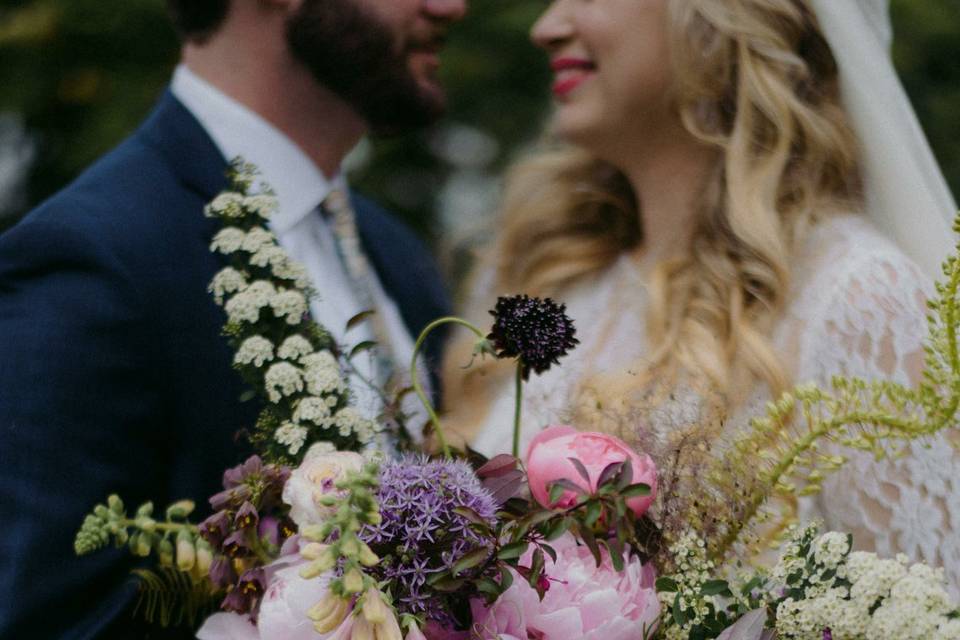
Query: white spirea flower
302,352,345,397
204,192,244,218
234,335,275,368
274,422,308,456
240,227,276,253
250,246,288,270
210,227,247,254
245,280,277,305
812,531,850,569
225,290,262,324
294,397,332,425
270,290,308,325
282,446,364,528
264,362,304,403
271,260,310,289
332,407,377,442
243,194,278,220
208,267,248,305
278,335,314,361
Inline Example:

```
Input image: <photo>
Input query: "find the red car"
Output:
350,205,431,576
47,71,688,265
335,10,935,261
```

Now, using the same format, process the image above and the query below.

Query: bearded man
0,1,465,637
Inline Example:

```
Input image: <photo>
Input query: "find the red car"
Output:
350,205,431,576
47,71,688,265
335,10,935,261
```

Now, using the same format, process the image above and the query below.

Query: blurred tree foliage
0,0,957,238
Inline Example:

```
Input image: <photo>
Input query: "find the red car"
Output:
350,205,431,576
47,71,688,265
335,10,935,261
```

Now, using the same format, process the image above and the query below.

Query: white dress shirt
171,65,422,425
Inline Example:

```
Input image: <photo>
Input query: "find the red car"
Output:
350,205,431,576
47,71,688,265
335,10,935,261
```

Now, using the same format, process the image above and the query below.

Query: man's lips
550,57,596,97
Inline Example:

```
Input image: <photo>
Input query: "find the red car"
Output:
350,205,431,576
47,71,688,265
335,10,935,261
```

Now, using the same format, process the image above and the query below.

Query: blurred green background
1,0,958,265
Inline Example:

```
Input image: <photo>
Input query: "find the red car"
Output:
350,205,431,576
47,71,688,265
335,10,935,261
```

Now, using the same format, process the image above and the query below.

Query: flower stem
410,317,487,459
512,365,523,458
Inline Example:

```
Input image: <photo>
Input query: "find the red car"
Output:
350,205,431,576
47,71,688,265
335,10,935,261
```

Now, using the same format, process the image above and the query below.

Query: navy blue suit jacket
0,92,450,639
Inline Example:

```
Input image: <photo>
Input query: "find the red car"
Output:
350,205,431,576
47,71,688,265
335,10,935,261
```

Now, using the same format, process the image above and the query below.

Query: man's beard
285,0,445,135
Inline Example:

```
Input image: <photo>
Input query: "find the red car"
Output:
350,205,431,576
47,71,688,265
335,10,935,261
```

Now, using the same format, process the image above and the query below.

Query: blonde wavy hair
443,0,862,440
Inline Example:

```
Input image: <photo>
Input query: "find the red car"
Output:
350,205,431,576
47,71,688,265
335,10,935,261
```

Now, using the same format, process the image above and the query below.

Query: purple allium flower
360,455,498,626
823,629,833,640
488,295,578,380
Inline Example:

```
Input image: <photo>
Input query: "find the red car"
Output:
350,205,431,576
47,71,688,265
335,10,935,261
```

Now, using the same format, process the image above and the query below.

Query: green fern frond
131,568,222,629
706,214,960,563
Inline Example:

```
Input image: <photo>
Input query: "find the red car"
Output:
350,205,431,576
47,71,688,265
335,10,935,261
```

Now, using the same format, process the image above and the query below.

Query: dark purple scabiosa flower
360,455,498,627
822,629,833,640
488,295,578,380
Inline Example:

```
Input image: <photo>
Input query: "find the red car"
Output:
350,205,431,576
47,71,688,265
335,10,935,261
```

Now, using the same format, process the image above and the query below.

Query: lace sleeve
794,239,960,593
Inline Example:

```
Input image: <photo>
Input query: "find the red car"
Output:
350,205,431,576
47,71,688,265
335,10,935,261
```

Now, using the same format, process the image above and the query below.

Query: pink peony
525,426,657,518
471,533,660,640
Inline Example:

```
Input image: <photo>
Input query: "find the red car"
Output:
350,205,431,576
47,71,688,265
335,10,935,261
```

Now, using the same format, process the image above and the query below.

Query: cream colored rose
282,444,364,528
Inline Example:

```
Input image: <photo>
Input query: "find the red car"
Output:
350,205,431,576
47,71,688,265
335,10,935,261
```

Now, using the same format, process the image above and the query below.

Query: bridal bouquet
74,163,960,639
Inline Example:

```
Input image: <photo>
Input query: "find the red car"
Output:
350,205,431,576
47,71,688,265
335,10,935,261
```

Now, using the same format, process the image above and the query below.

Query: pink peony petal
196,612,260,640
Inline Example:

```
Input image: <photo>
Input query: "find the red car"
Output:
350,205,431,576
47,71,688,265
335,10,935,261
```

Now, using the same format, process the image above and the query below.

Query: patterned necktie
322,188,396,391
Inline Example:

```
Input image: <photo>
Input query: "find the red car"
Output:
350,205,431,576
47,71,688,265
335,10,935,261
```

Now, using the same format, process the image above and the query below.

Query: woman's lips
550,57,596,98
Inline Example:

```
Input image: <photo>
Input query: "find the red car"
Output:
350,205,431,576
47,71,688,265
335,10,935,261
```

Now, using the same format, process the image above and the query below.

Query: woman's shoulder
791,212,930,303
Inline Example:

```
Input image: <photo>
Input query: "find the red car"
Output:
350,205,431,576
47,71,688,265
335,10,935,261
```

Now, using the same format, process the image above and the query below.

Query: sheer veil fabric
810,0,957,278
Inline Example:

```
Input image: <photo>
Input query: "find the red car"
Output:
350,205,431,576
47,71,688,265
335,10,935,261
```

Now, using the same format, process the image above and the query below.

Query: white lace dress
467,214,959,593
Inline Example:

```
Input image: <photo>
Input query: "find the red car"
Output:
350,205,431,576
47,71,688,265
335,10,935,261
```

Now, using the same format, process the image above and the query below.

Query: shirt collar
171,64,345,233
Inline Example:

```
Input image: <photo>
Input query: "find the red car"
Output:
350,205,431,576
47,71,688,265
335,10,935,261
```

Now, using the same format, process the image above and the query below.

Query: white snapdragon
243,194,278,220
274,421,309,456
293,397,332,425
208,267,248,305
234,335,275,367
278,335,314,361
204,192,244,218
264,362,304,403
270,290,308,325
210,227,246,254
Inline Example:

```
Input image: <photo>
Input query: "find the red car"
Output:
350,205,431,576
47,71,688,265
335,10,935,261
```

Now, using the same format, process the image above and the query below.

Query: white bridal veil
810,0,958,279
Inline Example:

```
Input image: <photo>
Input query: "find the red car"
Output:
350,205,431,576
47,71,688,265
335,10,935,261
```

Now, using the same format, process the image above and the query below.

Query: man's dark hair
166,0,230,42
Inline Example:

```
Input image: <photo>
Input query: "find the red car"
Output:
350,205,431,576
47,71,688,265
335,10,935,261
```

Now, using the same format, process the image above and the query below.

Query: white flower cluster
774,530,959,640
659,532,720,640
206,170,379,457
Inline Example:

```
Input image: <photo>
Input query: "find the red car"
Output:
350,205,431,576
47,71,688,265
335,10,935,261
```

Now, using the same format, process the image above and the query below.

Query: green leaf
497,541,529,561
452,547,491,576
349,341,378,359
620,483,651,498
548,482,566,505
528,548,545,589
345,310,376,332
453,506,491,528
601,539,624,572
655,576,679,593
584,500,602,528
543,516,572,541
541,543,557,563
498,564,514,591
475,577,502,596
700,580,732,597
131,568,220,629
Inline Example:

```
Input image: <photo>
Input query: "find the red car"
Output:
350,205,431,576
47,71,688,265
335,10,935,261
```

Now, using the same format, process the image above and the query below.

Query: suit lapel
136,90,229,202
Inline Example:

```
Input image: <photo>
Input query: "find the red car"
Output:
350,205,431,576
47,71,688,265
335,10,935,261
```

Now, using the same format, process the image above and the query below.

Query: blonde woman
444,0,959,590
